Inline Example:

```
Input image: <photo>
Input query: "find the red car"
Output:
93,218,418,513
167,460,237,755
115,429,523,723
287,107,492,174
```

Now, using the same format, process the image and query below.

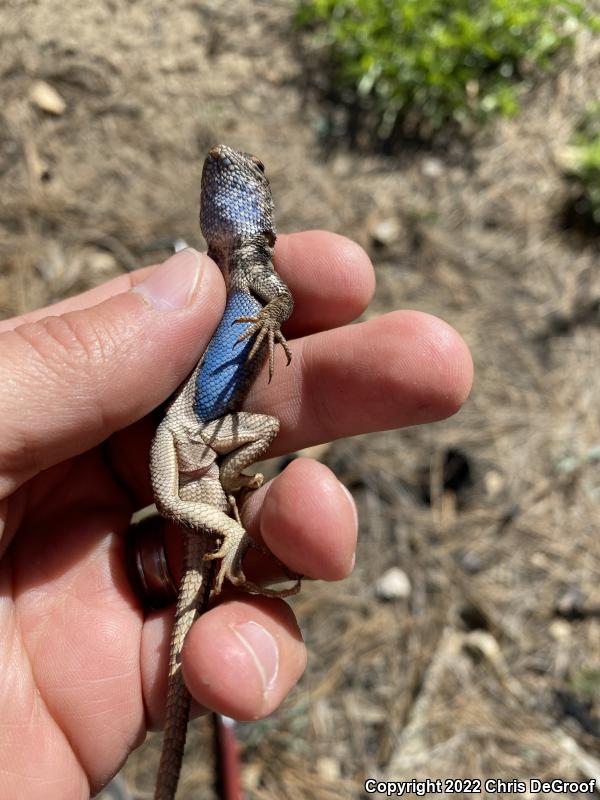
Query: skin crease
0,231,472,798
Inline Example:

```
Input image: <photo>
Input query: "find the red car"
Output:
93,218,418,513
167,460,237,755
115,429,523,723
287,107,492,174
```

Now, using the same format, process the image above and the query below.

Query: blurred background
2,0,600,797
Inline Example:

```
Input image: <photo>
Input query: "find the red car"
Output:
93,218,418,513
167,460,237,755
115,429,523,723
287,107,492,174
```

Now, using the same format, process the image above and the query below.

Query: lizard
150,144,299,800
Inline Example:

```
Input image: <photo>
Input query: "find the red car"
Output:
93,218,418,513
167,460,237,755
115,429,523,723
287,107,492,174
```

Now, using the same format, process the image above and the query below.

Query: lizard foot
205,511,302,598
204,527,252,594
221,471,264,494
234,312,292,381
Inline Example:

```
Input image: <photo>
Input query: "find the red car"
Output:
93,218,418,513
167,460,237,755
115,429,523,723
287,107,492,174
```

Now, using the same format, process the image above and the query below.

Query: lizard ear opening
241,152,266,173
265,230,276,247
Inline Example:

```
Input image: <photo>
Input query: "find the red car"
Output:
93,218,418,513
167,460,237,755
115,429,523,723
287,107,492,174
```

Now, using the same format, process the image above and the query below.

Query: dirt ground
2,1,600,798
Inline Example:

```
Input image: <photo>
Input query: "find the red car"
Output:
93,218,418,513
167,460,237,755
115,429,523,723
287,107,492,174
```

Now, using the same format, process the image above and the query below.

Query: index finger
0,231,375,337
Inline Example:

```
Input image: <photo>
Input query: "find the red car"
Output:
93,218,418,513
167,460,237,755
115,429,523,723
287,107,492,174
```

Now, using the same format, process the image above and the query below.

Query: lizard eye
250,156,265,173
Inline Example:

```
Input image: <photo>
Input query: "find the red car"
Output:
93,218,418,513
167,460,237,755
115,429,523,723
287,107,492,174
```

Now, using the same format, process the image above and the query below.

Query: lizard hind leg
203,516,251,594
205,493,302,599
200,411,280,494
205,523,301,598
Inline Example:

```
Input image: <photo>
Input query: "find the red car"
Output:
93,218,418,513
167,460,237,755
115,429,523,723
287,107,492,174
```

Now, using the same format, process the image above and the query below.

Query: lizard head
200,144,275,245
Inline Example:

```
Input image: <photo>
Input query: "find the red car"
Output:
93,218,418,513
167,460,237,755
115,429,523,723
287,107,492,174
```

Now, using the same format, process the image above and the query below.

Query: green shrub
569,667,600,698
295,0,597,145
563,102,600,224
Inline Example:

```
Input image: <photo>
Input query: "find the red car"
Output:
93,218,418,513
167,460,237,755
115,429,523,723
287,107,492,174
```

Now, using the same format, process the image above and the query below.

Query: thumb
0,248,224,496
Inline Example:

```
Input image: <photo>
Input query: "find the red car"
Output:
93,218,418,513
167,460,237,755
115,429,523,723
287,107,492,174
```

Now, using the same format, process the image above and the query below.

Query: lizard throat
208,235,274,288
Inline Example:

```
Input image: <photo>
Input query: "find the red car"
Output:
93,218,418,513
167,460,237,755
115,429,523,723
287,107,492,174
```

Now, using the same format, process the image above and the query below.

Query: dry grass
2,2,600,798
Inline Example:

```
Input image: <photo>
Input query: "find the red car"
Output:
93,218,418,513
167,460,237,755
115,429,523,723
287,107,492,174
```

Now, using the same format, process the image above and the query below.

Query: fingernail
340,482,359,529
340,483,358,572
133,248,204,311
230,621,279,699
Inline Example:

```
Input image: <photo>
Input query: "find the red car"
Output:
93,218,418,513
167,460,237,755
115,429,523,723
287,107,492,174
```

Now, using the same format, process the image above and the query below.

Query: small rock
242,763,262,790
29,81,66,115
460,551,483,574
556,587,586,620
557,145,579,174
463,630,501,664
484,469,504,497
76,247,119,280
375,567,411,601
173,238,189,253
530,551,548,569
316,757,341,781
370,217,401,247
549,619,571,641
421,157,443,178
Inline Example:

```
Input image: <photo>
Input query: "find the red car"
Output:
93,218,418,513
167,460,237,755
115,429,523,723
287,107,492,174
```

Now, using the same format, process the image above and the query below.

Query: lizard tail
154,531,214,800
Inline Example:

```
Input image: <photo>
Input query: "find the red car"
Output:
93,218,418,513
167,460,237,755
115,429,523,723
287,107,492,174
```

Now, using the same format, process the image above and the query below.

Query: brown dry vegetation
1,2,600,799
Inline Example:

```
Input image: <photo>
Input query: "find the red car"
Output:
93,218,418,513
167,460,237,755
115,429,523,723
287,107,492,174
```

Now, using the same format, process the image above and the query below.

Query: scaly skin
151,145,298,800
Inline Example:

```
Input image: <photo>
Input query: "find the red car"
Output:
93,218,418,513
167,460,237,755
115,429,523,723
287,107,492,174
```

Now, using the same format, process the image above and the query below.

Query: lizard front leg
234,268,294,378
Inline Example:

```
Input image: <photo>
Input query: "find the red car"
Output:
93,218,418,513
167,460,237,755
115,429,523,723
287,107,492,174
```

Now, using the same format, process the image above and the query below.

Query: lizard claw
204,525,302,597
204,530,251,594
233,314,292,381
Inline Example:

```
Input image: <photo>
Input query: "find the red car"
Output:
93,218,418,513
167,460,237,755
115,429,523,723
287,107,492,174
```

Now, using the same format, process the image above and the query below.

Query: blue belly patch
194,290,262,422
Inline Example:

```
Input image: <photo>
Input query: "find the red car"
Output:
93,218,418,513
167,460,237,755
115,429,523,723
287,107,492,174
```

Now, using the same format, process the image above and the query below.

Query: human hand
0,232,472,798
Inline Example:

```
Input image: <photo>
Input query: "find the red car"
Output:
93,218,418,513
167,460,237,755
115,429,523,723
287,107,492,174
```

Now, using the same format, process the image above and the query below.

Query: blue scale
194,290,262,423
